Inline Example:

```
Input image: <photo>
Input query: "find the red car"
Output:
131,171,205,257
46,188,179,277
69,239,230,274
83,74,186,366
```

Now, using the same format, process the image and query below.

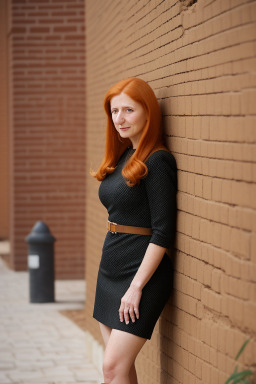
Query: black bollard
25,221,56,303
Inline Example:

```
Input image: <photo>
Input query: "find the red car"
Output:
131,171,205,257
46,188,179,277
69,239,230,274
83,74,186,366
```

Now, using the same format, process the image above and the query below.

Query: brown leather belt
107,220,152,236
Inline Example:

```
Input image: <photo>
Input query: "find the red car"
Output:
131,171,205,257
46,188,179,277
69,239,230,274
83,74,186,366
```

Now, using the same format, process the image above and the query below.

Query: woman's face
110,92,147,149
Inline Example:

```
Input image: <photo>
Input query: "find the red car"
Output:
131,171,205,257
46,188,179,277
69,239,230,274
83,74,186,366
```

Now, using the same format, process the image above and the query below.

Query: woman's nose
115,111,125,124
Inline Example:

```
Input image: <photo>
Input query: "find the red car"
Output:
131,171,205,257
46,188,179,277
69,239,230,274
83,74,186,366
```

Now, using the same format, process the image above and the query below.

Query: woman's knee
102,329,146,381
102,355,129,381
102,358,114,381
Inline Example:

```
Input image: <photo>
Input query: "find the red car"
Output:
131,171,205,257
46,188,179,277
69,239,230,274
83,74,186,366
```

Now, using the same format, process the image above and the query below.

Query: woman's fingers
119,286,142,324
118,301,125,322
134,306,139,320
119,303,139,324
128,307,136,323
124,307,130,324
119,299,130,323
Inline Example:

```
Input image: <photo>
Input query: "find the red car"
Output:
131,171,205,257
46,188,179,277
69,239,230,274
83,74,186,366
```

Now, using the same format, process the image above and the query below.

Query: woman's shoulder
144,149,177,190
146,149,177,170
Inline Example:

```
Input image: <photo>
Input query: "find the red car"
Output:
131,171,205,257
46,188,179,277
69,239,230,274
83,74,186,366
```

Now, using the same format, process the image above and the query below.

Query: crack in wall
179,0,199,37
181,0,198,7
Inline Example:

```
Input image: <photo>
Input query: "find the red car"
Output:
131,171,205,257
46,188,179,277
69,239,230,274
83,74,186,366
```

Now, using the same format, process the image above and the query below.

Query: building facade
0,0,86,279
84,0,256,383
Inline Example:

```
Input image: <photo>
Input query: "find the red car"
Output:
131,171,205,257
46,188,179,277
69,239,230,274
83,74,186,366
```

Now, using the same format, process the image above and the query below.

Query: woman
92,77,177,384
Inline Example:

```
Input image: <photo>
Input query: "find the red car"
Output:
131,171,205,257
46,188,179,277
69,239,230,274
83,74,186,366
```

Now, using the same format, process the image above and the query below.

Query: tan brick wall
0,0,10,239
84,0,256,382
8,0,86,278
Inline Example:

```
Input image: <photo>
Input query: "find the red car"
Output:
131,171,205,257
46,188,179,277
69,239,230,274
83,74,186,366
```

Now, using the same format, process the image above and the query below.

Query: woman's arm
119,150,177,325
118,243,167,324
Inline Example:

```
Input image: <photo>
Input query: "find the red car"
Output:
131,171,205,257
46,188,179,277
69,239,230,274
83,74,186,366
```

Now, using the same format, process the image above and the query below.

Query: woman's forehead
110,92,137,107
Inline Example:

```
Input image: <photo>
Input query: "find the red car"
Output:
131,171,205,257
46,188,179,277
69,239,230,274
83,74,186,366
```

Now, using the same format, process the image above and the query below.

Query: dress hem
93,314,152,340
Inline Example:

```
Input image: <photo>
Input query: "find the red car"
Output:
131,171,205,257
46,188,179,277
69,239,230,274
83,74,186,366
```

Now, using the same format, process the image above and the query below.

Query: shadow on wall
158,87,179,383
157,87,171,149
159,235,178,383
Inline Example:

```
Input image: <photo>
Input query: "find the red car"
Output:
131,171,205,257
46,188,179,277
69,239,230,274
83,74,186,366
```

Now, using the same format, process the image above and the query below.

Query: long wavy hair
91,77,168,186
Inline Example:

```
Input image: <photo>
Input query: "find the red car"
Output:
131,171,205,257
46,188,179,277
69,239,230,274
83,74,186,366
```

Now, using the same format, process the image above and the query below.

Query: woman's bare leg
101,328,146,384
99,323,140,384
128,361,139,384
99,322,112,346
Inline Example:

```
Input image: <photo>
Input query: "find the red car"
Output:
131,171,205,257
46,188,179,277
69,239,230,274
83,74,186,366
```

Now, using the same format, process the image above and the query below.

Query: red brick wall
8,0,86,278
0,0,10,240
84,0,256,383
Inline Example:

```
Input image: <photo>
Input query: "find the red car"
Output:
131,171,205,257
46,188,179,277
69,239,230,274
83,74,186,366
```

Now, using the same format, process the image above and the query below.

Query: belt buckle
108,220,117,234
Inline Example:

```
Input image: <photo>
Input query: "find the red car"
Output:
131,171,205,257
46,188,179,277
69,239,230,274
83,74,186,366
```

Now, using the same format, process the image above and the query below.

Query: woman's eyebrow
111,105,135,109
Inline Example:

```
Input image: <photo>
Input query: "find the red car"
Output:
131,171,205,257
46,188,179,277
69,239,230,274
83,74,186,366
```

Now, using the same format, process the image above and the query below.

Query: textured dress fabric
93,147,177,340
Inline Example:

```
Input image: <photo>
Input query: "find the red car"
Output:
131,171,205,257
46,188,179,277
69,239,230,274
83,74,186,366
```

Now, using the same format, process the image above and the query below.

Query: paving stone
0,256,102,384
0,371,13,383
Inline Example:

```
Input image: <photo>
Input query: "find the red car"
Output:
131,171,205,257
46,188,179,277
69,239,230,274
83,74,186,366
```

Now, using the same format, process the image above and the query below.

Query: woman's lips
119,127,130,131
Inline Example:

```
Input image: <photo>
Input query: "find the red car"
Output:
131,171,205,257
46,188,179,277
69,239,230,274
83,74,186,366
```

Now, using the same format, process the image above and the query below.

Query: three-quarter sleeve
144,150,177,249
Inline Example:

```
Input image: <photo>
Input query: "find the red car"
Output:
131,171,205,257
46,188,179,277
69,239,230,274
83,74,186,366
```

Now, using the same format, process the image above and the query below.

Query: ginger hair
91,77,168,186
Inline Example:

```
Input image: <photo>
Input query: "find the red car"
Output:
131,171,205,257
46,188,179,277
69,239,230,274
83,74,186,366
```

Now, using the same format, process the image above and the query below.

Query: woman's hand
118,244,166,325
118,284,142,324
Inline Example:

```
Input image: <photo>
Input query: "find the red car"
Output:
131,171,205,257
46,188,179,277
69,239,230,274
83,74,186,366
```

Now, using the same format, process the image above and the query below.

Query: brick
251,232,256,263
204,264,214,287
211,269,221,293
29,26,50,33
202,288,222,313
243,302,256,332
8,0,85,279
202,361,211,383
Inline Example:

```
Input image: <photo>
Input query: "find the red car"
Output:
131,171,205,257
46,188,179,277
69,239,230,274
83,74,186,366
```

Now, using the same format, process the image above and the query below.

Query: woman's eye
127,108,133,112
112,109,118,114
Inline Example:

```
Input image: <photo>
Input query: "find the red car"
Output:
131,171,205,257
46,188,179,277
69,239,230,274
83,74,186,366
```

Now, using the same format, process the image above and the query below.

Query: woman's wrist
130,280,144,290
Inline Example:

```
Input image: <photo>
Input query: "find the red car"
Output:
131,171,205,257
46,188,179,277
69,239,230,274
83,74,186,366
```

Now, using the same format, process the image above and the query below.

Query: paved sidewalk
0,253,102,384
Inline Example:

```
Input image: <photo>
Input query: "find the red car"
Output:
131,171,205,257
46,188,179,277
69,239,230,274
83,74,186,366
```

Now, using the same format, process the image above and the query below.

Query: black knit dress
93,147,177,340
